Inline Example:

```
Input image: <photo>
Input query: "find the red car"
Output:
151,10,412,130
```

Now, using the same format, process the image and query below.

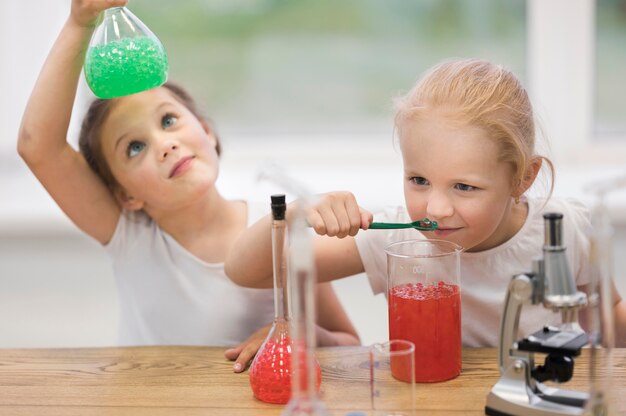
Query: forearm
313,282,360,347
613,299,626,347
607,279,626,347
580,281,626,347
18,19,93,163
225,213,275,288
315,325,360,347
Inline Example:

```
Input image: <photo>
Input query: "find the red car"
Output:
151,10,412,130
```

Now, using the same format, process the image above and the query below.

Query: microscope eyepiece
544,212,563,248
542,212,587,309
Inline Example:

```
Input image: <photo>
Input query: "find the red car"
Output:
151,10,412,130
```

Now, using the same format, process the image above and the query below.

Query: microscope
485,213,589,416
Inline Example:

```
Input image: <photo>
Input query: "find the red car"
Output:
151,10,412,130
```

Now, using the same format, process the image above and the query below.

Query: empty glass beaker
84,6,168,99
385,239,462,382
370,340,416,415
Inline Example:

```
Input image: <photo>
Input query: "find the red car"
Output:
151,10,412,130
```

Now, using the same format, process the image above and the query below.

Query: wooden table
0,346,623,415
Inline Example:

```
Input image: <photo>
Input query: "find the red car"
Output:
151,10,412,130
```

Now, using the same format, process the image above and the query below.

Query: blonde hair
394,58,553,196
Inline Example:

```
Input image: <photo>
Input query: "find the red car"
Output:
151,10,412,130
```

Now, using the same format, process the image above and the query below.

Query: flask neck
270,194,289,321
272,220,287,319
105,6,126,13
272,219,289,320
100,7,130,37
102,6,126,19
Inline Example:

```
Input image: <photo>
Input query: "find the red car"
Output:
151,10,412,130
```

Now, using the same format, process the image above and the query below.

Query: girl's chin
422,231,466,249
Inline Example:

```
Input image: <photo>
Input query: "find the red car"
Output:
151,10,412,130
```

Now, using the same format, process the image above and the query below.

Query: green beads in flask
84,7,168,99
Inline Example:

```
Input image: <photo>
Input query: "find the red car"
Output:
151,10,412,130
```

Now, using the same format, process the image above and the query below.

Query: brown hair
394,58,553,195
78,81,221,190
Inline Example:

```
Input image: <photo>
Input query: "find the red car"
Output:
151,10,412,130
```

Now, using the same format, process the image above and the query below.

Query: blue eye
162,113,177,129
127,141,146,158
455,183,477,192
410,177,429,186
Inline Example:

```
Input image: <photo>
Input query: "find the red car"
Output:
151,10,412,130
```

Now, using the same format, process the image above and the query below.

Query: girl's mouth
433,227,461,237
169,156,194,178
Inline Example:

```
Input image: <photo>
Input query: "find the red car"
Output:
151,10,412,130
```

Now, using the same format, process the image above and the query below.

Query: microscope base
485,359,587,416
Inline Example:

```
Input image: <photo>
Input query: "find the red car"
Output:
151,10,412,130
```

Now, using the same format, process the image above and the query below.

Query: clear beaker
84,6,168,99
385,239,462,383
282,198,327,416
370,340,416,415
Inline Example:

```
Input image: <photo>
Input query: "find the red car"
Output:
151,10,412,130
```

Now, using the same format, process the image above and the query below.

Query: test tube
585,193,615,415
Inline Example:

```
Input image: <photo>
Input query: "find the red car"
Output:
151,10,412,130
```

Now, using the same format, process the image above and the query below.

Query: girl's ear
201,119,212,134
114,187,144,211
513,157,542,198
201,120,218,148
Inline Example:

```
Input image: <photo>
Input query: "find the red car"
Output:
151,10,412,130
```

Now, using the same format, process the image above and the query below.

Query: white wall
0,1,67,154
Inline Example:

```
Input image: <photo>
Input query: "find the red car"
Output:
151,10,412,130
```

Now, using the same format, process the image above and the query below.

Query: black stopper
271,194,286,220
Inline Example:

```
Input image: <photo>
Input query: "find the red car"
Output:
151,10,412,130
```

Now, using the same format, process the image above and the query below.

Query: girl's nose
160,140,179,161
426,190,454,220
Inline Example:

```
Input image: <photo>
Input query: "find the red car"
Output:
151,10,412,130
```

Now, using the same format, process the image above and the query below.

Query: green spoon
369,218,438,231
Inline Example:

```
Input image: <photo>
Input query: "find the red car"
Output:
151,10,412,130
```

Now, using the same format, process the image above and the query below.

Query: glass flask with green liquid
84,7,168,99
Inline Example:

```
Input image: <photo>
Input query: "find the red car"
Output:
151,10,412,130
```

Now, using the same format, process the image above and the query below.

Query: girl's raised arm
17,0,128,244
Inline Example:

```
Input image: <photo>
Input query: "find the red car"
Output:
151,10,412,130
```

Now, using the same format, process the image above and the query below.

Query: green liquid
84,37,168,99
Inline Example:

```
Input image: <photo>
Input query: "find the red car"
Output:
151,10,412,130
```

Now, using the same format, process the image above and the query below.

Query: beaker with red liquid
385,239,462,383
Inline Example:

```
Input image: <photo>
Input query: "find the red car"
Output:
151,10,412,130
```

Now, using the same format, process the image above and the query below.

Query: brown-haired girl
18,0,359,372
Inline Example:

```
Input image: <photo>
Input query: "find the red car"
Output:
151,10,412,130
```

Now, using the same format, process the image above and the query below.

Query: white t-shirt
354,197,594,347
105,201,275,346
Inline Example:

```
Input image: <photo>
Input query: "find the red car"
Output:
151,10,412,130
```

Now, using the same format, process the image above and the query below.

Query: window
528,0,626,167
128,0,526,139
595,0,626,139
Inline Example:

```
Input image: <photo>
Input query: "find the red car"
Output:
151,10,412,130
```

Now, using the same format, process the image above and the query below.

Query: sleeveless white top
105,201,275,346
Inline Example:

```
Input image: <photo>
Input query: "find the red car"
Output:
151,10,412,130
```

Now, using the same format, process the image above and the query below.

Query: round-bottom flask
84,7,168,98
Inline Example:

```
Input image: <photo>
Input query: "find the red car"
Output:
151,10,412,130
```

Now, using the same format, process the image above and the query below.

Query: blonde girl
226,58,626,346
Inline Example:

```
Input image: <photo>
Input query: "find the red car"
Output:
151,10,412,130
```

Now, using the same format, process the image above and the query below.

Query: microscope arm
499,273,535,373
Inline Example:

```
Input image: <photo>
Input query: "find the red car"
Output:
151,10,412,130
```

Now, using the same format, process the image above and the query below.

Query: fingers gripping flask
249,195,321,404
84,6,168,98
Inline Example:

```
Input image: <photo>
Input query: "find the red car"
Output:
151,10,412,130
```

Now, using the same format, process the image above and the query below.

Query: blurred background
1,0,625,347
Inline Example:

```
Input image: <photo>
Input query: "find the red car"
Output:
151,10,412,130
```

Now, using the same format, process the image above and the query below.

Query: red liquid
249,335,322,404
388,282,461,382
